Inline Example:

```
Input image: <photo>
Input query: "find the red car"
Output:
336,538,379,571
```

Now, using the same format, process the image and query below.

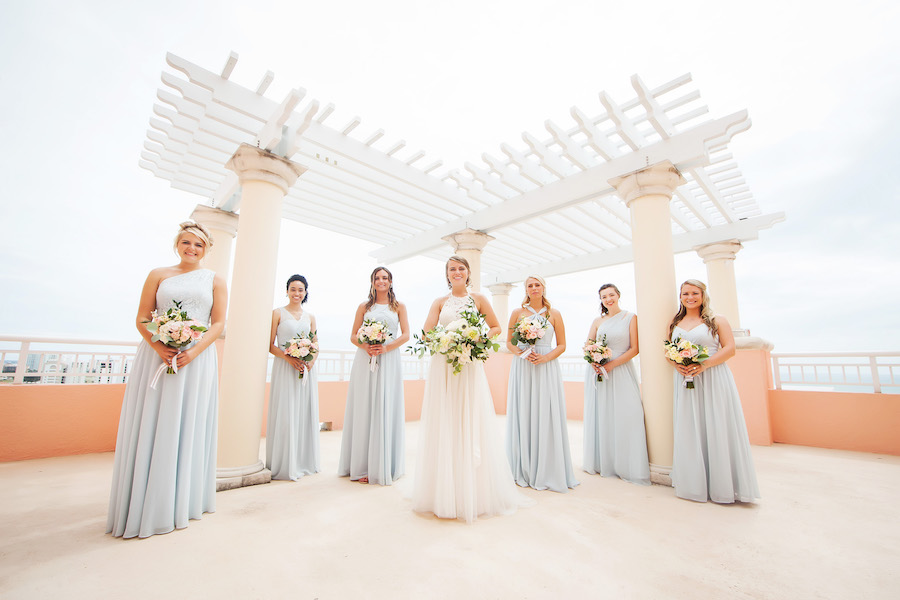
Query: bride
412,256,532,522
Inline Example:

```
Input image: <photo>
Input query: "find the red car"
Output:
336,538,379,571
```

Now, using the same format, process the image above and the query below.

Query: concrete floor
1,420,898,600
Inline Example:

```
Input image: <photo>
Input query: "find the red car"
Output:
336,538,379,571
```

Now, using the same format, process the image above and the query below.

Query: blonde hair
173,221,213,252
520,275,552,312
365,266,400,312
445,255,471,288
668,279,718,339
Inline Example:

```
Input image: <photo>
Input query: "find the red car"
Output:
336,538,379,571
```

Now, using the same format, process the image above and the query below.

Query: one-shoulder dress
107,269,218,538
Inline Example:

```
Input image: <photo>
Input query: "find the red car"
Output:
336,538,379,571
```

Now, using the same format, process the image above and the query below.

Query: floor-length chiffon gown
107,269,218,538
412,295,532,522
338,303,405,485
506,306,579,492
582,311,650,485
671,323,760,503
266,308,320,481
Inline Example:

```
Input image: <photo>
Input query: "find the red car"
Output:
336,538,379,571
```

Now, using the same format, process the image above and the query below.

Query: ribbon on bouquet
592,364,609,390
149,352,180,390
369,355,379,372
518,347,533,360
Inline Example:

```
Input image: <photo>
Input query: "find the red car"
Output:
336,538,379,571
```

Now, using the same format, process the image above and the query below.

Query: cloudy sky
1,0,898,353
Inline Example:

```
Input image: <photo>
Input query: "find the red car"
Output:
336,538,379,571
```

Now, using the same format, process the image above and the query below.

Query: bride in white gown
412,256,533,522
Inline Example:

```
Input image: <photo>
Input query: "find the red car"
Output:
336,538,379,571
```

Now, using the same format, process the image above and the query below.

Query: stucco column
190,204,238,287
488,283,516,349
694,240,743,330
610,161,685,486
442,228,494,292
216,144,305,491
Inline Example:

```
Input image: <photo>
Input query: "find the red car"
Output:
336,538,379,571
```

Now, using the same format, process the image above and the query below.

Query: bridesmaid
266,274,320,481
505,275,579,492
582,284,650,485
667,279,760,503
107,221,226,538
338,266,410,485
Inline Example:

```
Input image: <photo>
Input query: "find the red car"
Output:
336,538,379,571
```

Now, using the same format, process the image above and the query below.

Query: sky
1,0,898,354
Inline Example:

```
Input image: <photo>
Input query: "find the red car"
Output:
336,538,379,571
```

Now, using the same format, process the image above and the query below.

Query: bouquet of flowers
664,337,710,389
145,300,208,375
408,305,500,375
511,314,550,359
357,318,391,371
284,331,319,379
583,334,613,382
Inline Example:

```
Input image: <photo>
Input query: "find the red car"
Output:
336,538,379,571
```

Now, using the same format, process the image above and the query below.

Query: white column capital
609,160,686,206
226,143,306,195
694,240,743,264
190,204,239,239
487,283,516,296
442,227,495,252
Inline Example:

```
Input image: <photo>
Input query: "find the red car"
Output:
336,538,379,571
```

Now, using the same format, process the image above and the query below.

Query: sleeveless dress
266,308,320,481
107,269,218,538
671,323,760,503
412,295,532,522
338,303,405,485
506,306,579,492
582,311,650,485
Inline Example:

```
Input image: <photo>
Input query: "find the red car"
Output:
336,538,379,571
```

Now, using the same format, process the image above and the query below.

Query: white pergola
140,51,783,489
141,52,783,286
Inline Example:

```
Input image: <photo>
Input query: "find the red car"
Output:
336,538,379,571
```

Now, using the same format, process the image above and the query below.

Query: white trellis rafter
140,52,784,284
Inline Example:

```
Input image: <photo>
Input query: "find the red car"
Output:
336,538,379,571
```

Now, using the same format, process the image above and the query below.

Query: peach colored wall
729,349,774,445
0,384,124,461
769,389,900,455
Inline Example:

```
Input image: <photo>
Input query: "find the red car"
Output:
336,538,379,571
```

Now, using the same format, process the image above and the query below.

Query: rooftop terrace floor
1,419,898,599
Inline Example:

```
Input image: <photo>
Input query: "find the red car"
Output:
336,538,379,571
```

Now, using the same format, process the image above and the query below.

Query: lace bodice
439,294,475,326
156,270,215,325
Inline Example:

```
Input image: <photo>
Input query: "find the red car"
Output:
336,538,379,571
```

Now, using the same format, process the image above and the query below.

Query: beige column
190,204,238,285
610,161,685,486
216,144,305,491
694,240,743,330
487,283,516,348
442,228,494,292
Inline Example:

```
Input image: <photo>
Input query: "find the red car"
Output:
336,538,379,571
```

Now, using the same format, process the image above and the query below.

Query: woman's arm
269,308,304,371
305,314,318,369
505,308,523,354
384,302,411,353
422,297,445,331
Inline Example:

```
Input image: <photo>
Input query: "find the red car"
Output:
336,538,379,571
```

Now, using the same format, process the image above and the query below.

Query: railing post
870,356,882,394
772,355,782,390
13,341,30,384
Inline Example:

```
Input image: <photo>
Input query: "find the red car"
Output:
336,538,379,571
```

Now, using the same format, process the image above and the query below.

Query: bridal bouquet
145,300,208,375
408,306,500,375
583,335,613,382
511,314,549,359
664,337,709,389
357,318,391,371
284,331,319,379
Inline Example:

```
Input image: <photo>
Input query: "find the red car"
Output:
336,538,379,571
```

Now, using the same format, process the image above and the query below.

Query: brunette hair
286,274,309,304
668,279,717,339
445,255,471,288
598,283,621,316
364,266,399,312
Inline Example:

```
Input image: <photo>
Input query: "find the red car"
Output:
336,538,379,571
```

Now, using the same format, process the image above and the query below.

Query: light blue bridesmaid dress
337,303,405,485
582,311,650,485
266,308,320,481
107,269,218,538
505,306,579,492
671,323,760,503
